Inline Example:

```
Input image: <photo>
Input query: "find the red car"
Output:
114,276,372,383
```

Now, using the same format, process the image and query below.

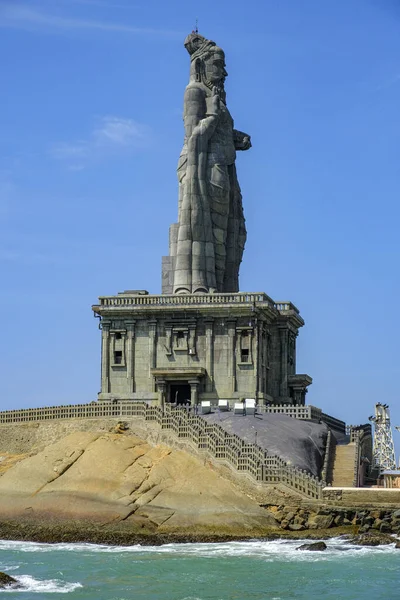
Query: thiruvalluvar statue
171,32,251,294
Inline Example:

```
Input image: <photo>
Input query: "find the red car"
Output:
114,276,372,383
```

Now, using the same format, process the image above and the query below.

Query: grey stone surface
93,293,312,407
202,412,328,477
166,33,250,294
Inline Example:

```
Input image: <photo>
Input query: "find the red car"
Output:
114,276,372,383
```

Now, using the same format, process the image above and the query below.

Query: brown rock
307,514,334,529
273,510,285,523
369,510,383,520
0,572,19,589
0,432,279,536
284,511,296,523
379,522,392,534
352,532,396,546
371,519,383,530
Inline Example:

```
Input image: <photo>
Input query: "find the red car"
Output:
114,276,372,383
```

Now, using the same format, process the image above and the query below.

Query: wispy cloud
51,116,150,169
0,4,179,37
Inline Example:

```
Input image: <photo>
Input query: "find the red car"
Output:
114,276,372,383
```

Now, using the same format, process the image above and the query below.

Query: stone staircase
331,443,356,487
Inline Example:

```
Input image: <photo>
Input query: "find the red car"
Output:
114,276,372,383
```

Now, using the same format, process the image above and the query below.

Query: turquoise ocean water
0,537,398,599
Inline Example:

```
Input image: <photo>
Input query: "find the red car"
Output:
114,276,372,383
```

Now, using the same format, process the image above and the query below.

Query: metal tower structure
368,403,396,472
395,427,400,469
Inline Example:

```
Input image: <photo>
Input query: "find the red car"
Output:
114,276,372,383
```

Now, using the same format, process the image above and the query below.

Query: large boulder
0,572,20,589
297,542,327,551
306,514,334,529
0,432,278,536
350,532,397,546
203,412,327,477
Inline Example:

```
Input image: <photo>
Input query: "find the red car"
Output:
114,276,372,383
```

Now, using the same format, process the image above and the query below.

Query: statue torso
208,101,236,166
180,84,236,167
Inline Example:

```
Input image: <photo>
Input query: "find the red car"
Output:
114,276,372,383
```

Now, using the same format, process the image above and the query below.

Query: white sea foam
0,575,82,593
0,566,19,572
0,536,397,562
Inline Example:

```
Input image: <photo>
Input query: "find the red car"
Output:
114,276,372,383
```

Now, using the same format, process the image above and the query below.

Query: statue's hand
210,86,221,116
233,129,252,151
241,135,252,150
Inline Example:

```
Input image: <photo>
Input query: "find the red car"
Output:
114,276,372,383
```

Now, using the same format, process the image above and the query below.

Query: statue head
184,33,227,93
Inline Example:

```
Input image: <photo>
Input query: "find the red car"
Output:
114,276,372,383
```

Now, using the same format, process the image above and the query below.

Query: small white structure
218,399,229,411
245,398,256,415
200,400,211,414
234,402,245,415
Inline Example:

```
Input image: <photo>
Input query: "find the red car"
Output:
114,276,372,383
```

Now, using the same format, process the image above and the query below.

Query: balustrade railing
261,404,322,421
0,400,324,499
94,292,299,313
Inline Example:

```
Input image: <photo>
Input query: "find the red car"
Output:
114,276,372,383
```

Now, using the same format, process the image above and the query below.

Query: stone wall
0,401,325,500
323,487,400,506
93,292,311,405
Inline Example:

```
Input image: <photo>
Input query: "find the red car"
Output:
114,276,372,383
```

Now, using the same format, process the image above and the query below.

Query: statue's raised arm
172,33,250,294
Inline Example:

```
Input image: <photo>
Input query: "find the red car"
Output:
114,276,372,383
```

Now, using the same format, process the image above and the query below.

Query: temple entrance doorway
169,382,191,405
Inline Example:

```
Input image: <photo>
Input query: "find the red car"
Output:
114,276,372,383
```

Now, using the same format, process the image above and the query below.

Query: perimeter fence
0,401,325,499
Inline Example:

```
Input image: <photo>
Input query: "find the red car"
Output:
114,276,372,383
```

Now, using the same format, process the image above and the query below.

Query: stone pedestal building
92,291,312,407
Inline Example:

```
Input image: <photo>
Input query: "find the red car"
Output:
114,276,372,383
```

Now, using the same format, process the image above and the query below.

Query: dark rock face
271,505,400,535
297,542,327,551
350,533,397,546
0,572,20,588
203,413,327,477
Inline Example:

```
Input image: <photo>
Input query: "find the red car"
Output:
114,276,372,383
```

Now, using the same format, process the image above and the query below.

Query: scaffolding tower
395,427,400,469
369,403,396,472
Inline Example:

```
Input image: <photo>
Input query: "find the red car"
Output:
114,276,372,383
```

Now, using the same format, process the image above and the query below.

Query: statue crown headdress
184,32,217,62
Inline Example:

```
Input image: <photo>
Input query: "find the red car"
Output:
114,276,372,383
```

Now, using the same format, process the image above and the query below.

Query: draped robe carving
170,33,251,294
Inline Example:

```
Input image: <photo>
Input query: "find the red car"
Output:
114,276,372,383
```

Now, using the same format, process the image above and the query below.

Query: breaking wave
0,574,82,593
0,536,397,561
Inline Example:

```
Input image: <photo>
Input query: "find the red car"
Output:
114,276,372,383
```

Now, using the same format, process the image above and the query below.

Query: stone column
257,321,263,398
156,378,167,409
148,320,157,385
189,379,199,406
126,320,136,394
227,320,236,394
205,319,214,392
101,322,110,394
279,327,289,401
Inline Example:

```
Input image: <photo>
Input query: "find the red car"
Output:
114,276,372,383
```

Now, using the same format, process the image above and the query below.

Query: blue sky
1,0,399,446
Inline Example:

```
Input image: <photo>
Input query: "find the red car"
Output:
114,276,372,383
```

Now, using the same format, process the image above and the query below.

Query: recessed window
114,350,122,364
115,332,122,340
177,331,185,339
241,348,249,363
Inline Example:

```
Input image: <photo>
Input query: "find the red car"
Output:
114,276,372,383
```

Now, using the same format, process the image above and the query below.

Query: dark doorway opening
169,382,191,405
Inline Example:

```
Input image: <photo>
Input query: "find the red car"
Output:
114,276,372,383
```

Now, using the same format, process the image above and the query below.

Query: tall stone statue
170,32,251,294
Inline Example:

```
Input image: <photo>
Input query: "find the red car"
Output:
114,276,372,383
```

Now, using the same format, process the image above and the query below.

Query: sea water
0,537,398,599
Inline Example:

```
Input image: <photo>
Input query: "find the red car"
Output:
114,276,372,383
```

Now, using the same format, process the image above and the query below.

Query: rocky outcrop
348,532,397,546
0,431,278,536
297,542,327,551
269,504,400,534
0,572,20,589
204,413,327,477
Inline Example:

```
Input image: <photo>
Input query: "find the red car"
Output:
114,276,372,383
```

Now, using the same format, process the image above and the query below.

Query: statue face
204,51,227,86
